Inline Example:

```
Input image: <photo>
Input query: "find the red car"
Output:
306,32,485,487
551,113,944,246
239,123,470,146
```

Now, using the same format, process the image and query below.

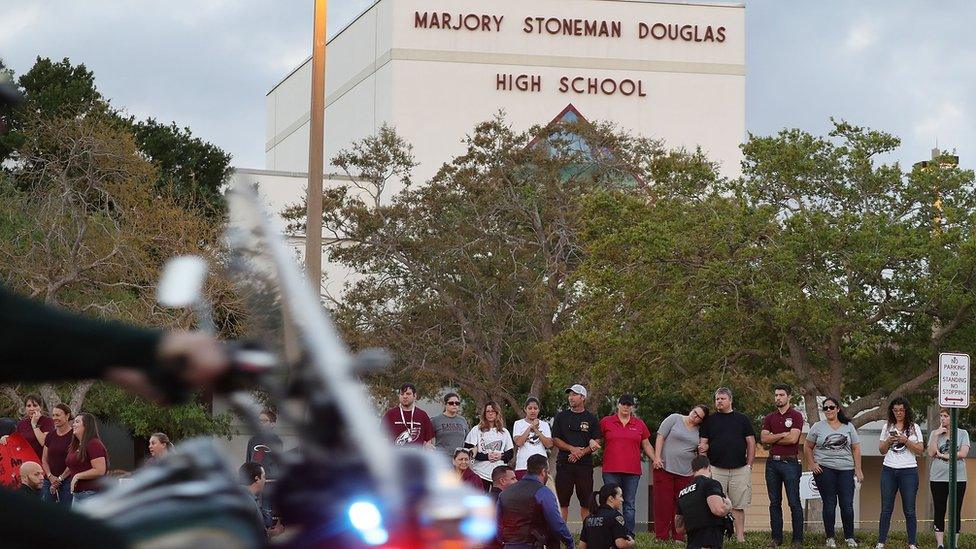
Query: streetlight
305,0,327,288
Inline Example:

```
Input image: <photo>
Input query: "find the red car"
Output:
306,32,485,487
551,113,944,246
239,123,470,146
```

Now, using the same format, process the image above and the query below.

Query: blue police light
459,494,496,542
361,527,389,545
347,500,388,546
348,500,382,532
460,517,496,541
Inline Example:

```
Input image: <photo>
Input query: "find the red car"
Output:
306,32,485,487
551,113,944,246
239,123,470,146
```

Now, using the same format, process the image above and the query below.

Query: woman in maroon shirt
41,403,74,506
0,394,54,461
61,412,108,506
452,448,484,490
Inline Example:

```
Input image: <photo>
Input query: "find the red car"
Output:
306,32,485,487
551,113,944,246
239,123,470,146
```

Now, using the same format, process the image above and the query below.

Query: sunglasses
446,401,460,405
822,405,838,411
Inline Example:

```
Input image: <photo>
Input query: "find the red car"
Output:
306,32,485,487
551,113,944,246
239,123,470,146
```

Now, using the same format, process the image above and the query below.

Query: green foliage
0,58,244,442
283,116,720,414
0,57,232,217
130,118,233,218
563,121,976,425
83,383,231,440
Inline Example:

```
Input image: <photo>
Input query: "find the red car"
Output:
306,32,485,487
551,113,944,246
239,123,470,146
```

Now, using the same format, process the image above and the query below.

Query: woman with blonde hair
148,432,175,463
463,401,514,491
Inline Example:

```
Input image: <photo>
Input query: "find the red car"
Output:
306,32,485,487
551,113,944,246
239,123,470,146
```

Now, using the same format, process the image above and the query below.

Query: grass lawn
632,530,976,548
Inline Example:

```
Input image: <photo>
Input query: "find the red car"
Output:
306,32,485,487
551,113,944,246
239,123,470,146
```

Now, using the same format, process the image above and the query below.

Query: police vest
677,476,726,531
498,478,549,544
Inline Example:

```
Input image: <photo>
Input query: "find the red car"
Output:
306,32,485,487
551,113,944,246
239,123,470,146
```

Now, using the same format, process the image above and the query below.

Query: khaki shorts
710,465,752,509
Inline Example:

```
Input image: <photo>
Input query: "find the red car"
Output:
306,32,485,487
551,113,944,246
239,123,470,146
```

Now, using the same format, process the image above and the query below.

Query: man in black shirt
698,387,754,542
18,461,44,498
676,455,732,549
551,384,601,522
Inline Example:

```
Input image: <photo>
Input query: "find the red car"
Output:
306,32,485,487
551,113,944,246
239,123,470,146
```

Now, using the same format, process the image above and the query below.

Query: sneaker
876,544,885,549
826,539,836,548
846,539,858,548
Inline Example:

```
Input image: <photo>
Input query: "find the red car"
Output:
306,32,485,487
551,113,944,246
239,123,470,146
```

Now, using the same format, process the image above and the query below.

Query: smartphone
889,429,899,437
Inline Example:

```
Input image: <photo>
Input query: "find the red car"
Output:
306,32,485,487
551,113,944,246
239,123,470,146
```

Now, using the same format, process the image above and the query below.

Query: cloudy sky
2,1,972,170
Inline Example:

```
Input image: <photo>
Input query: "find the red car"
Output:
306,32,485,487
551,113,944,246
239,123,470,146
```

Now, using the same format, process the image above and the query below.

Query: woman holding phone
876,397,923,548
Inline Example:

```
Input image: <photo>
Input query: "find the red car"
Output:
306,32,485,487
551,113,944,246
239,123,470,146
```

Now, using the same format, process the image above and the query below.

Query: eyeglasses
822,405,838,411
446,401,460,406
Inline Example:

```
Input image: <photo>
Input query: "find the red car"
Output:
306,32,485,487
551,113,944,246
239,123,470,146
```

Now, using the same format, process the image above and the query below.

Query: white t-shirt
879,423,923,469
513,418,551,470
465,426,514,481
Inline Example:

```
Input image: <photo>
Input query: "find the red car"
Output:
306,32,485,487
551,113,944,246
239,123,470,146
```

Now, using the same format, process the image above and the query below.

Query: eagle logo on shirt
939,439,952,455
820,433,850,451
580,421,590,433
784,418,793,428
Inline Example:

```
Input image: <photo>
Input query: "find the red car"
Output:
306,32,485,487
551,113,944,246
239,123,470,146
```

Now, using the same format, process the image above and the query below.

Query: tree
564,121,976,426
130,118,233,218
283,117,718,412
0,57,232,217
0,111,233,436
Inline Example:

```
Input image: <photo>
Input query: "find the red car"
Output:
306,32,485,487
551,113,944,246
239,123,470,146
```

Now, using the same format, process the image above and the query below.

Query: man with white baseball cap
552,383,601,521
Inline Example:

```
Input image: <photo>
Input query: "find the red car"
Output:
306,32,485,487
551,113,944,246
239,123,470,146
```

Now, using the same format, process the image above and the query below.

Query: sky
1,1,972,170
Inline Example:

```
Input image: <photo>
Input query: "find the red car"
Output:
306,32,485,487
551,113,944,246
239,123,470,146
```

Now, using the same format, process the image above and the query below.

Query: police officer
579,483,635,549
676,455,733,549
497,453,575,548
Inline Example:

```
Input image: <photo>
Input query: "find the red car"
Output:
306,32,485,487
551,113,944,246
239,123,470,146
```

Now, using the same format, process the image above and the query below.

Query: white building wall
265,0,746,184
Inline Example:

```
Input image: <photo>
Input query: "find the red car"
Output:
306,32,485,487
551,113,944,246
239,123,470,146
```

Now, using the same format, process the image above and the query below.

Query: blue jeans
41,478,73,507
765,458,803,542
878,465,918,544
602,471,641,536
72,490,97,507
814,467,855,539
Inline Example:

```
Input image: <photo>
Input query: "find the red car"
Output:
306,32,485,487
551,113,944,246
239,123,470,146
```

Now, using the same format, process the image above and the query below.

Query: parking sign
939,353,971,408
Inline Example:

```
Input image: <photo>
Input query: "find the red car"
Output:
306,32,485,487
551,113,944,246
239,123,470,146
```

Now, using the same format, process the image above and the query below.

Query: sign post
939,352,970,549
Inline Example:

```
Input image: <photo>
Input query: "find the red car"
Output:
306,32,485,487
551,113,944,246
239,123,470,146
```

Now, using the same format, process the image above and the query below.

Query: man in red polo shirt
600,394,654,537
760,383,805,548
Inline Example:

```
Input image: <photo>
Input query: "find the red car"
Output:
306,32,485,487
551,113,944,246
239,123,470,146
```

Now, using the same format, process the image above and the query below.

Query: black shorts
555,462,594,508
686,526,724,549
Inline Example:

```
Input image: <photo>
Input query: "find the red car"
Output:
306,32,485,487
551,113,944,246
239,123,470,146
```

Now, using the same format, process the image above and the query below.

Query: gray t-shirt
658,413,700,476
431,414,469,456
806,420,860,471
930,428,971,482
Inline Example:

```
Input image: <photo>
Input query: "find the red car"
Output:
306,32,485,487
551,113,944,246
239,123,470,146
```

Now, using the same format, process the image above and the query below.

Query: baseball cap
618,394,636,405
565,384,587,398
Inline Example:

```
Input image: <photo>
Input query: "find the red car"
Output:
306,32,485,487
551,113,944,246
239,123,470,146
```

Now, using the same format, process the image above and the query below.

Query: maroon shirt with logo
65,438,109,492
43,428,73,477
381,406,434,446
762,408,804,457
16,416,54,461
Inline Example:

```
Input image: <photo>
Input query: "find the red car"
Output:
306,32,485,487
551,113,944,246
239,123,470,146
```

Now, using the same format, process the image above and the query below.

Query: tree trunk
39,384,61,410
68,381,95,415
802,388,820,426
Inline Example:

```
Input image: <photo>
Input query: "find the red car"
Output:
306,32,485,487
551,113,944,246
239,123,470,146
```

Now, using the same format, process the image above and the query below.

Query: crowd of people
0,395,287,540
382,382,973,549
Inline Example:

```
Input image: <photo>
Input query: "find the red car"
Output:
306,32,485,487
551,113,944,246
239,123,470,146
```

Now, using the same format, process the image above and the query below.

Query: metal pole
305,0,327,287
948,407,958,549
